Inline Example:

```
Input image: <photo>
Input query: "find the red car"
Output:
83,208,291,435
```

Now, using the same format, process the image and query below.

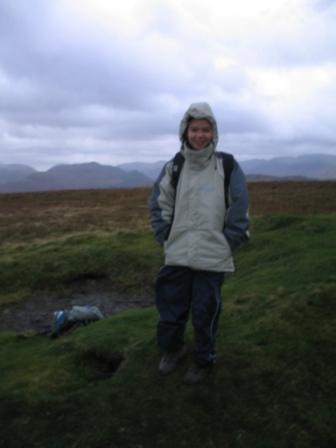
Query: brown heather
248,181,336,215
0,182,335,244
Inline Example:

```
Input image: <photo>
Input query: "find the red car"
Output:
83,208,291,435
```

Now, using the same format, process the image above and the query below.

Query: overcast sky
1,0,336,170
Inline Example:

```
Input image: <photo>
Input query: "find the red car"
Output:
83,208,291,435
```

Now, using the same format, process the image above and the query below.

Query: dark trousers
155,265,225,367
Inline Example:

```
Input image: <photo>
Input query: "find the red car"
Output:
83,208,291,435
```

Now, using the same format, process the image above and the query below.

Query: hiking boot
158,345,188,375
183,363,212,384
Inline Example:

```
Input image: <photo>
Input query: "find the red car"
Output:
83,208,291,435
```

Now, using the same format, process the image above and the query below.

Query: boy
149,102,249,383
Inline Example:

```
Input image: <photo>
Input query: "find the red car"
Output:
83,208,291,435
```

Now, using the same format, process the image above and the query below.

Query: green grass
1,214,335,304
224,214,336,297
0,231,162,303
0,288,335,448
0,213,335,447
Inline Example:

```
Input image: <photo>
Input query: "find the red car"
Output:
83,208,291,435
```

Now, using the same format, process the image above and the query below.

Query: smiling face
186,119,213,150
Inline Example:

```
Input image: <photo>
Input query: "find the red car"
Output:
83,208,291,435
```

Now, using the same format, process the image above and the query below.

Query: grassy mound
0,231,161,304
1,213,335,304
0,290,335,448
0,212,335,447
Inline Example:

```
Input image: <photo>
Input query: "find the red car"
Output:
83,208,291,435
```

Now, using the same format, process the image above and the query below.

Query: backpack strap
171,152,185,189
170,151,234,209
166,152,185,241
220,152,234,209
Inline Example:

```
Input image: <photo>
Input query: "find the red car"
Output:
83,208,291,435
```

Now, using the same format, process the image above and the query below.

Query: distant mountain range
119,153,336,180
0,162,151,193
0,154,335,193
0,164,37,186
118,161,166,180
240,154,336,180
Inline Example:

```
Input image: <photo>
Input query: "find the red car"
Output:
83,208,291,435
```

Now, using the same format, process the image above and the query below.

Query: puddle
0,289,152,333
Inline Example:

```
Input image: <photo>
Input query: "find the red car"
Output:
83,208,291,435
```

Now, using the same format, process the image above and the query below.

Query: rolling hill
0,162,152,193
1,154,335,193
119,153,336,180
0,164,37,185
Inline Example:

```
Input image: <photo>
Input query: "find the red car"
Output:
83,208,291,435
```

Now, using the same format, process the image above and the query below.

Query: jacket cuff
223,231,244,252
155,225,170,245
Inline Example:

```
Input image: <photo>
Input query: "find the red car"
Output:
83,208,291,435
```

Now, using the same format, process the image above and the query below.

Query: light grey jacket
149,102,249,272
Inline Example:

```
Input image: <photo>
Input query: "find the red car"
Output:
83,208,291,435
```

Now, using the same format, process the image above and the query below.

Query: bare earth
0,287,153,334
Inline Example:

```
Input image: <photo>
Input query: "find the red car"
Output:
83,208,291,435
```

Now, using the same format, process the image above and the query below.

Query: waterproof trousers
155,265,225,367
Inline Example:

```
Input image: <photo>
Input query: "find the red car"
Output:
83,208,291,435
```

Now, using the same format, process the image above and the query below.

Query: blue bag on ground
52,305,104,337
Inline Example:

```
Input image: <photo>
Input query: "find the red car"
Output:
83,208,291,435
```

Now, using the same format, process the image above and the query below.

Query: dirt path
0,289,153,334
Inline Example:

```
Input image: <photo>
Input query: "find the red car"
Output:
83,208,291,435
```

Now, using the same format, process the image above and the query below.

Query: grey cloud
220,4,336,67
0,1,200,141
0,2,163,115
0,0,335,169
0,0,267,130
214,103,270,135
313,0,336,12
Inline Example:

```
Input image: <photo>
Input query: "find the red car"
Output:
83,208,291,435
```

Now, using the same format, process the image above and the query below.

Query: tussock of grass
0,231,162,302
0,285,335,448
224,214,336,298
1,214,335,303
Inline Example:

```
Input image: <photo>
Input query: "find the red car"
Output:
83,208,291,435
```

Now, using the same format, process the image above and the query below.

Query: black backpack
171,151,234,209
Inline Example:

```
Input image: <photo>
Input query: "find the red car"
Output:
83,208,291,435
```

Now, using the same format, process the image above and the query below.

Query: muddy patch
0,289,153,334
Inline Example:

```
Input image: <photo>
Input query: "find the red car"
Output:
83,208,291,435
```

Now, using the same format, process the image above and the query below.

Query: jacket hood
179,102,219,148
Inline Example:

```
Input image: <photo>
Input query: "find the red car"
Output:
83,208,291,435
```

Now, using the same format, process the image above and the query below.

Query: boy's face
186,119,213,151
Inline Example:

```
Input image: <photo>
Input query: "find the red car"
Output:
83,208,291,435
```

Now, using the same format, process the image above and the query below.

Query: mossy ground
0,185,335,447
1,284,335,448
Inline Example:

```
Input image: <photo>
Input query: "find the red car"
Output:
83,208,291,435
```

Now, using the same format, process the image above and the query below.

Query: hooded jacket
149,102,249,272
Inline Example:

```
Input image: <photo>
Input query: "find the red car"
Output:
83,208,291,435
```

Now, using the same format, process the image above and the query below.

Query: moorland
0,181,335,448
